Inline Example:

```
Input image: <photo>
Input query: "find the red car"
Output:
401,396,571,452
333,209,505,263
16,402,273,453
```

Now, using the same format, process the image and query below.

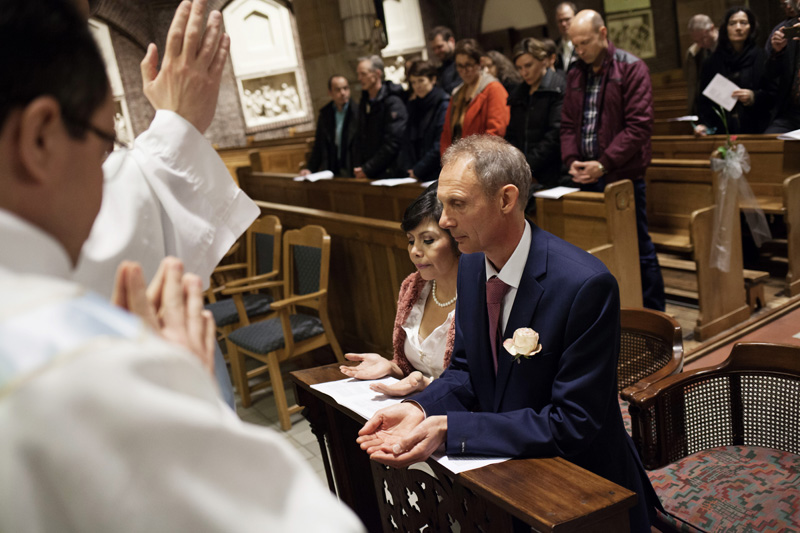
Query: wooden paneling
215,131,314,181
536,180,643,308
240,168,425,222
254,202,414,356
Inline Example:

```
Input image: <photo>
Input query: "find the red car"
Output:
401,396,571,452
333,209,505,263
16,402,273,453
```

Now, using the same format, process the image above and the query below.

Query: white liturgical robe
73,110,260,298
0,210,364,532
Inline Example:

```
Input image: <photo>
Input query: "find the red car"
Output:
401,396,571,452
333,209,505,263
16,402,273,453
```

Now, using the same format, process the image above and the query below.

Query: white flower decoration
503,328,543,364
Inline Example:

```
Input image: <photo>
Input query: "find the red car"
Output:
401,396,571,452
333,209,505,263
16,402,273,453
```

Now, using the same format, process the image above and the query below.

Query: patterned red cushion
649,446,800,532
618,397,632,436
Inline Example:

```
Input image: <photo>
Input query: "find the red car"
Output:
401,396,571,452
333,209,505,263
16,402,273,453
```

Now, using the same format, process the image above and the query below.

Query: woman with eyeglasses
439,39,510,154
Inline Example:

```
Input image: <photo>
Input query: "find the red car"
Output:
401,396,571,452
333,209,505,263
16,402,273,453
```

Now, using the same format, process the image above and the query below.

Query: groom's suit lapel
493,224,548,411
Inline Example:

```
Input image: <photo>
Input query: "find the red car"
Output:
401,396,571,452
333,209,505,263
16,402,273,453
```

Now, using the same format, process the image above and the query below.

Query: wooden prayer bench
652,135,800,296
292,363,638,532
535,180,643,308
214,131,313,181
240,166,424,222
253,201,414,356
646,159,750,340
657,256,769,312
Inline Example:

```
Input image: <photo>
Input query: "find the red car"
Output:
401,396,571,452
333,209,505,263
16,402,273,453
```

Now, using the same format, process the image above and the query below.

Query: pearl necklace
431,280,457,307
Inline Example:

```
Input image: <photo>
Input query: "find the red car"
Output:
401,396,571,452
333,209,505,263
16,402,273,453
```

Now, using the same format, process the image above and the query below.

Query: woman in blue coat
402,60,450,181
505,38,567,192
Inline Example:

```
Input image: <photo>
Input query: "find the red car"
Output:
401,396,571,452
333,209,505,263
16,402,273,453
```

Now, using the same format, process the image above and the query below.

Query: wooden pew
646,159,750,340
652,135,800,296
239,167,424,222
254,201,414,356
535,180,643,308
215,131,314,181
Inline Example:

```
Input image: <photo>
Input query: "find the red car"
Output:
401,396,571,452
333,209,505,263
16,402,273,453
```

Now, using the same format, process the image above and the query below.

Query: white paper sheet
293,170,334,182
310,377,511,474
665,115,699,122
419,180,437,188
311,377,403,420
370,177,418,187
533,186,580,199
778,129,800,141
702,74,740,112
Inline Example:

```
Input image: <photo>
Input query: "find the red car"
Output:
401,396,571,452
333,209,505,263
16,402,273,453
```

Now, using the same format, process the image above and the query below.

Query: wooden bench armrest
224,270,279,288
221,279,283,295
270,290,327,310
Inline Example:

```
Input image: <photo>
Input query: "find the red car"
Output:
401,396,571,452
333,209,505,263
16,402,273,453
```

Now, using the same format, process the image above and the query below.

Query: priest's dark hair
0,0,110,138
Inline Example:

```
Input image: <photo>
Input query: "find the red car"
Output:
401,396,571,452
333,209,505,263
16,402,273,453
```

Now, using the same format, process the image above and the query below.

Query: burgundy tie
486,276,510,374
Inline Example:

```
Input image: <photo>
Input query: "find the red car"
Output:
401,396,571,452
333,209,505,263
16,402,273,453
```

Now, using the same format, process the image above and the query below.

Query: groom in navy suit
358,135,659,531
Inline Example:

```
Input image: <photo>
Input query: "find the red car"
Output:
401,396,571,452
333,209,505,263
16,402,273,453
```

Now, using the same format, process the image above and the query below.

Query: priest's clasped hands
357,402,448,467
112,257,216,378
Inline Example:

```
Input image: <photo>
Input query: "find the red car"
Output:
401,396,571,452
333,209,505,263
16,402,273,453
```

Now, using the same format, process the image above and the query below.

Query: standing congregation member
0,1,365,531
401,61,450,181
481,50,523,95
356,136,660,532
505,38,566,193
341,187,459,395
440,39,510,155
554,2,578,72
694,7,769,136
764,0,800,133
561,9,666,311
354,55,408,180
766,0,798,55
75,0,261,408
302,74,358,176
429,26,460,94
685,14,718,115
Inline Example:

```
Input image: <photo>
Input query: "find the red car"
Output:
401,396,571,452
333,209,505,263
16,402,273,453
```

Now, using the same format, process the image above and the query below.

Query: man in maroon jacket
560,9,665,311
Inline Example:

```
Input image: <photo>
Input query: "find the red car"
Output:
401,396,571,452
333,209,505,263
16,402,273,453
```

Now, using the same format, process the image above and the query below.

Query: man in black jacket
302,75,357,177
428,26,460,94
354,56,407,180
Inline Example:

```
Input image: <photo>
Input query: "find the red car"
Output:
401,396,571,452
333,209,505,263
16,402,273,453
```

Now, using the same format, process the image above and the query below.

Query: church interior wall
91,0,793,150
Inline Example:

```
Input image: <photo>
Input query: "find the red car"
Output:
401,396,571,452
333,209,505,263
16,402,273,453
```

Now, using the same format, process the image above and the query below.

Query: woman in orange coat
440,39,510,155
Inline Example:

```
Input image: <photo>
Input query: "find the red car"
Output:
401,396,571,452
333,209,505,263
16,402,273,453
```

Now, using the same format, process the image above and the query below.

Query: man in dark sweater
428,26,460,94
302,75,357,177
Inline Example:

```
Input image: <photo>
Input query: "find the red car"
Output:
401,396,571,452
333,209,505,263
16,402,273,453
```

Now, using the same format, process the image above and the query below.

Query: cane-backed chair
205,216,282,345
617,308,684,438
628,342,800,532
225,225,344,429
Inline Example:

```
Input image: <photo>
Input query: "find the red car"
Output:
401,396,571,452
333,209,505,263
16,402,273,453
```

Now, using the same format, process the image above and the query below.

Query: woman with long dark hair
694,7,769,135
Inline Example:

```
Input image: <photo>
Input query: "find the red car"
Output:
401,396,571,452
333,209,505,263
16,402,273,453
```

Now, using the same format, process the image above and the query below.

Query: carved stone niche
370,461,513,532
223,0,313,133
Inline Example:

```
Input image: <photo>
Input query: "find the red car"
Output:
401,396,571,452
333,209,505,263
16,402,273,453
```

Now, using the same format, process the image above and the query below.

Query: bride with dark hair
340,187,459,396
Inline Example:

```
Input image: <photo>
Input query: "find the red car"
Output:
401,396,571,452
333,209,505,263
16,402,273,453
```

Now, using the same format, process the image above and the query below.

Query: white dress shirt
485,221,532,334
401,280,454,379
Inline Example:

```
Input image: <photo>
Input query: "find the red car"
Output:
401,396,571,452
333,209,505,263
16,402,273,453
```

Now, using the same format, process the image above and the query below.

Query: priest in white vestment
0,1,364,531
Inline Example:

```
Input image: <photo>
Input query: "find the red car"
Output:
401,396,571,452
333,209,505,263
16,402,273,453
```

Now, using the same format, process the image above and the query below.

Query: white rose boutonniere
503,328,543,363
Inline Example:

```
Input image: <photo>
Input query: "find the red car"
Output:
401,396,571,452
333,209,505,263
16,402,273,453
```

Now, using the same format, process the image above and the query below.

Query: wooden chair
617,308,684,439
628,342,800,532
205,216,282,346
225,225,345,429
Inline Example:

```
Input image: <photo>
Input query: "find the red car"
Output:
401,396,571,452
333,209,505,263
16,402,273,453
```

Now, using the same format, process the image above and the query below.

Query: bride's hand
370,371,429,397
340,353,393,380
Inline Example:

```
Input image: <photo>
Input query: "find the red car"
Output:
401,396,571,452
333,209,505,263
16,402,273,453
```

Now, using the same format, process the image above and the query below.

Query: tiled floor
234,380,329,485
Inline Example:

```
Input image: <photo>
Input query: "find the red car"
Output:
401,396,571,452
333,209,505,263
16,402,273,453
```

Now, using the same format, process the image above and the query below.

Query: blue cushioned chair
628,342,800,532
205,215,282,347
618,308,684,438
226,224,345,429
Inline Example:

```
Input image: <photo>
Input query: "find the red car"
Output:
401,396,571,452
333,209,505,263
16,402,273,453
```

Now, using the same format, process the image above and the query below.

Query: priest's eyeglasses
63,116,128,161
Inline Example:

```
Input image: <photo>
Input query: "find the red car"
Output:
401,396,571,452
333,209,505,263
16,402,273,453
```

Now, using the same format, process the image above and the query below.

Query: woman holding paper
695,7,768,135
340,187,459,396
